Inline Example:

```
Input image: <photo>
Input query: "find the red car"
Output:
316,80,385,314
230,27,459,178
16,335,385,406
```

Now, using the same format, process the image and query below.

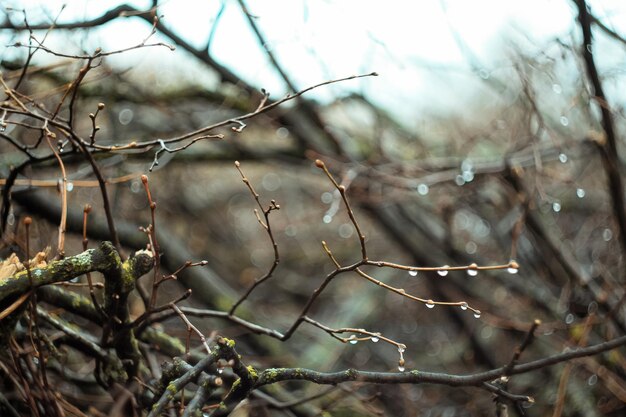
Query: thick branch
1,241,118,303
256,332,626,388
575,0,626,258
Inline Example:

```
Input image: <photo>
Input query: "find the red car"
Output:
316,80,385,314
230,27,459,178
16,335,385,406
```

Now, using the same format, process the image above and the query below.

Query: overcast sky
2,0,625,124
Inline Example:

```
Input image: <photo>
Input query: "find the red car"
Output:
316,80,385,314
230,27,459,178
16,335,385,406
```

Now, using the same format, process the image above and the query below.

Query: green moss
262,368,280,383
167,382,178,394
222,337,236,348
246,365,258,379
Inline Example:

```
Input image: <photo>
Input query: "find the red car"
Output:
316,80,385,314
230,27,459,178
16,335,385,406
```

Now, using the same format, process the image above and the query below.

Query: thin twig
229,161,280,315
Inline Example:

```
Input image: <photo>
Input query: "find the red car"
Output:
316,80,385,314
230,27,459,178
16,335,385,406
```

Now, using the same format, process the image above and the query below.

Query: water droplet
130,180,141,193
321,192,333,204
276,127,289,139
552,84,562,94
552,202,561,212
465,241,477,254
398,365,406,372
7,211,15,226
322,214,332,224
467,266,478,277
408,270,418,277
118,108,134,125
397,346,405,353
603,228,613,241
0,123,6,132
284,224,297,237
473,311,482,319
478,68,490,79
426,300,435,309
371,335,380,343
455,175,465,186
559,116,569,126
588,374,597,386
587,301,598,314
349,336,358,345
576,188,585,198
558,153,568,163
462,171,474,182
437,267,449,277
565,313,575,324
338,223,354,239
586,44,593,54
217,368,223,374
262,172,281,191
66,182,74,192
417,183,429,195
507,261,519,274
461,160,473,173
460,302,468,310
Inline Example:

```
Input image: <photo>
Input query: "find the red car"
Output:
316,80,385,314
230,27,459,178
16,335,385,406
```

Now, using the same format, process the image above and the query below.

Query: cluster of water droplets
321,190,340,224
455,160,475,186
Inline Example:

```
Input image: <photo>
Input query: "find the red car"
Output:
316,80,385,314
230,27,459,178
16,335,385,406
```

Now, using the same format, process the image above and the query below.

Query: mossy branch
0,241,153,351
